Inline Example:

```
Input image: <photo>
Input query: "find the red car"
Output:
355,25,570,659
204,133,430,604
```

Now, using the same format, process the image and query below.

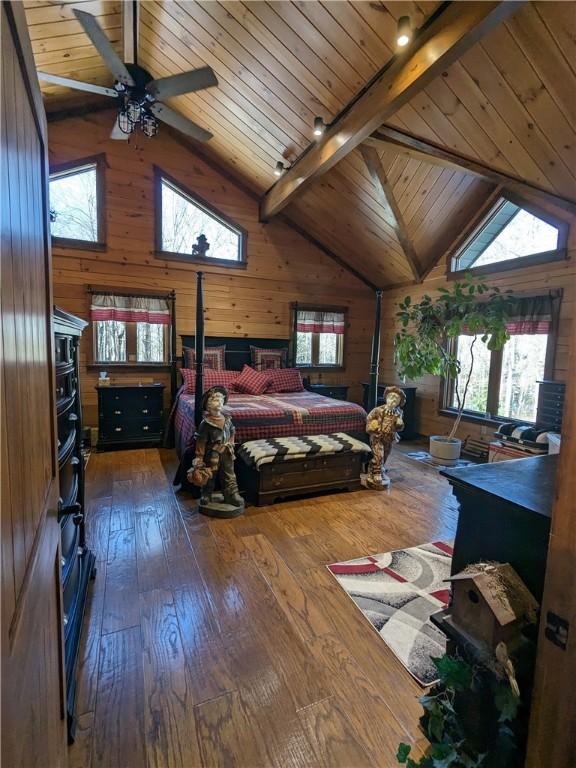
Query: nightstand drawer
99,417,163,443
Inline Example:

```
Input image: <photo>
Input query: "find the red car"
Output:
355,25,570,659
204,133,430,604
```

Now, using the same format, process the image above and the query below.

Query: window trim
89,287,172,368
49,153,106,251
447,190,569,281
153,166,248,268
291,303,347,372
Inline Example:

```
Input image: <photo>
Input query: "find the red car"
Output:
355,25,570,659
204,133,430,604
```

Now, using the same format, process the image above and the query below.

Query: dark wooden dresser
441,455,557,601
97,383,165,449
54,307,96,742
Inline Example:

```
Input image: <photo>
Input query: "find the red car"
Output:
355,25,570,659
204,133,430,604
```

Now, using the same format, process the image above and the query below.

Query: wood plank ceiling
25,1,576,287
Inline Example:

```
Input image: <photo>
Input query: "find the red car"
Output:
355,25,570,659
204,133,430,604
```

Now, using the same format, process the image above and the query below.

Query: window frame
447,191,569,281
291,303,347,372
439,329,556,427
153,166,248,268
88,287,172,370
49,153,106,251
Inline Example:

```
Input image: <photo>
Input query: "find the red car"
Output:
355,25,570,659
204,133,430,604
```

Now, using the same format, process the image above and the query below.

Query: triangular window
451,196,566,274
156,168,246,265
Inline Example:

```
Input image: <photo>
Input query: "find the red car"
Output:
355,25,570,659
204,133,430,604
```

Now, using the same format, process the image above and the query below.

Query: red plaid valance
296,310,345,335
90,294,170,325
461,294,555,337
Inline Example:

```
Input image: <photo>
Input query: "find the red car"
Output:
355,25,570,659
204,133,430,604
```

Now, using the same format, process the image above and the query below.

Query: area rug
327,541,453,686
405,450,473,470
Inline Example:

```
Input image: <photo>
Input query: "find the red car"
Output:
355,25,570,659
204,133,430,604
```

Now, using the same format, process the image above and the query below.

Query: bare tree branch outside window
50,165,98,241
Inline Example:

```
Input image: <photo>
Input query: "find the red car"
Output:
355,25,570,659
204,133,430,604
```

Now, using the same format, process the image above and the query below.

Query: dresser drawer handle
142,425,149,431
114,409,122,415
115,427,122,432
142,409,149,414
61,557,66,568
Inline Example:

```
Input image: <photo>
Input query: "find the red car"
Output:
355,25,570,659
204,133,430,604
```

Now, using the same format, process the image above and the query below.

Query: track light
396,16,412,48
274,161,285,177
313,116,325,137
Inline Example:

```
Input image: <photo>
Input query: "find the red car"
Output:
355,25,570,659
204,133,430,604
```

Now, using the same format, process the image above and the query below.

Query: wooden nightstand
97,383,165,450
305,382,349,401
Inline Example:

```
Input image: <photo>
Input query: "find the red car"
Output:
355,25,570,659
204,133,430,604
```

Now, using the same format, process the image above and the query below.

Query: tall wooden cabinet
54,308,95,742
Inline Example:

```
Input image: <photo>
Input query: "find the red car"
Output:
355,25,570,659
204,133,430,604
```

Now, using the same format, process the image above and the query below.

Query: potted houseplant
394,274,514,463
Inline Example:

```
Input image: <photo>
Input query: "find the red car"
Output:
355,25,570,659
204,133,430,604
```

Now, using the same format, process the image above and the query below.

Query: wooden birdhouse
446,563,539,651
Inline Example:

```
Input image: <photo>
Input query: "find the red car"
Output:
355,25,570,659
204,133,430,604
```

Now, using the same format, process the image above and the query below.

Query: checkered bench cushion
237,433,371,470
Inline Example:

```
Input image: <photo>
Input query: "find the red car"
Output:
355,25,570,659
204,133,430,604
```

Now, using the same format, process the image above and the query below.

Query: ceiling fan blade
150,102,213,142
110,118,129,140
73,9,134,86
37,72,119,98
146,67,218,100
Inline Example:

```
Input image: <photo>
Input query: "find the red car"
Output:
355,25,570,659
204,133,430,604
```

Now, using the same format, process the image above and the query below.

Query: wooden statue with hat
187,385,245,518
366,385,406,488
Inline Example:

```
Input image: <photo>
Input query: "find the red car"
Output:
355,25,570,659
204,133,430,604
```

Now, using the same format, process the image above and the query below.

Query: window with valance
293,307,346,369
444,293,561,423
90,293,170,364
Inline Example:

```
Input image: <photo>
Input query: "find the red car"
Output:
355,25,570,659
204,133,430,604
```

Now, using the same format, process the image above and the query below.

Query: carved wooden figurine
366,385,406,489
187,385,244,518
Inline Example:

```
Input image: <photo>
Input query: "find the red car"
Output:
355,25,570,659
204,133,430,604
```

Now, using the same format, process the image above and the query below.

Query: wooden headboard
179,335,291,371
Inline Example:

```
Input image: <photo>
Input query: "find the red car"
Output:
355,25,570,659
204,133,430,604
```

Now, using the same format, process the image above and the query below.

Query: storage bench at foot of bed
236,434,369,506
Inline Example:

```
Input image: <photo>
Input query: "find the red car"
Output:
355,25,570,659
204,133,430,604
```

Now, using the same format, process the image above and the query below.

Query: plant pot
430,435,462,463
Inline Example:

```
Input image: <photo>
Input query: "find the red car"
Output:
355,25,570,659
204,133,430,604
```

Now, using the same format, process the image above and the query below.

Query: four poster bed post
194,271,205,429
367,289,383,412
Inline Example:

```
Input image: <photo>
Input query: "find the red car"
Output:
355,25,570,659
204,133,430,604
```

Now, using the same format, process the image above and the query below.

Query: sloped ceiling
25,1,576,287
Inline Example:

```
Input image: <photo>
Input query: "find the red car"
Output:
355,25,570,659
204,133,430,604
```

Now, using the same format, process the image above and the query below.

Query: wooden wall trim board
260,1,525,220
48,111,374,427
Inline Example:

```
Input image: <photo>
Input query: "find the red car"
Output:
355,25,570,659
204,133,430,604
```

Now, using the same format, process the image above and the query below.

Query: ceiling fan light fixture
126,98,142,124
313,116,325,137
141,112,159,138
396,16,412,48
117,107,134,135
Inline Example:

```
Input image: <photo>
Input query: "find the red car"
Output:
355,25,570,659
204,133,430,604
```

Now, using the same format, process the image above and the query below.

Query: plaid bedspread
174,390,367,457
238,433,371,469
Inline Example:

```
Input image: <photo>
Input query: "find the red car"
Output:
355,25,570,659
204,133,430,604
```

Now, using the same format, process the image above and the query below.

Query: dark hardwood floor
70,447,458,768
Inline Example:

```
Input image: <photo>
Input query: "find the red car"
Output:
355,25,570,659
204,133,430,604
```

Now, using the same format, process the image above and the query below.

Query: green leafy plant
397,654,521,768
394,274,516,439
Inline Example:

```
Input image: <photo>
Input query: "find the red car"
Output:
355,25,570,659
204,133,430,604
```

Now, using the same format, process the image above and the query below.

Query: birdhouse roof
446,562,539,627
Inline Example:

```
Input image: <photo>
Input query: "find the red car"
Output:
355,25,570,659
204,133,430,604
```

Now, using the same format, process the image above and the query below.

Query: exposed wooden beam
367,125,576,215
260,1,524,221
360,145,421,282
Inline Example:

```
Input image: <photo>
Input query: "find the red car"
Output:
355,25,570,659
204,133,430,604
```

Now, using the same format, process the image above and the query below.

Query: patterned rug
327,541,453,686
405,450,474,470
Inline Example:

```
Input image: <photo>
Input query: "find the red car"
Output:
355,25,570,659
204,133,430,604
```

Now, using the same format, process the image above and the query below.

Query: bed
174,389,367,457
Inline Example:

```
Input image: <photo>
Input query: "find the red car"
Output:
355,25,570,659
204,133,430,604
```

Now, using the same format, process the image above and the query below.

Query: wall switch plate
544,611,569,650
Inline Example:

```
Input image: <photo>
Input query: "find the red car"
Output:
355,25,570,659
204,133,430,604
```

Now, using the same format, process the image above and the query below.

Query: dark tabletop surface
441,454,558,518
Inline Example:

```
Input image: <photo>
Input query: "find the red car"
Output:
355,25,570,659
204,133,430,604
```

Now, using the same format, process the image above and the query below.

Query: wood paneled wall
48,111,374,427
379,205,575,442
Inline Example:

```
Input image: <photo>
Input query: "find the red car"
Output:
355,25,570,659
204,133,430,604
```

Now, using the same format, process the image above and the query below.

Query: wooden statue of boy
192,234,210,259
365,385,406,489
187,385,244,517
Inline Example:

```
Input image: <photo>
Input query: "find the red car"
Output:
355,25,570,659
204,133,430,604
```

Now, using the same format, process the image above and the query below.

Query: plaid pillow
180,368,239,394
234,365,273,395
250,346,287,371
266,368,304,393
183,345,226,371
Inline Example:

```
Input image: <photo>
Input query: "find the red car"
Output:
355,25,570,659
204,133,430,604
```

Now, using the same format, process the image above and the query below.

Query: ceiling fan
37,4,218,142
